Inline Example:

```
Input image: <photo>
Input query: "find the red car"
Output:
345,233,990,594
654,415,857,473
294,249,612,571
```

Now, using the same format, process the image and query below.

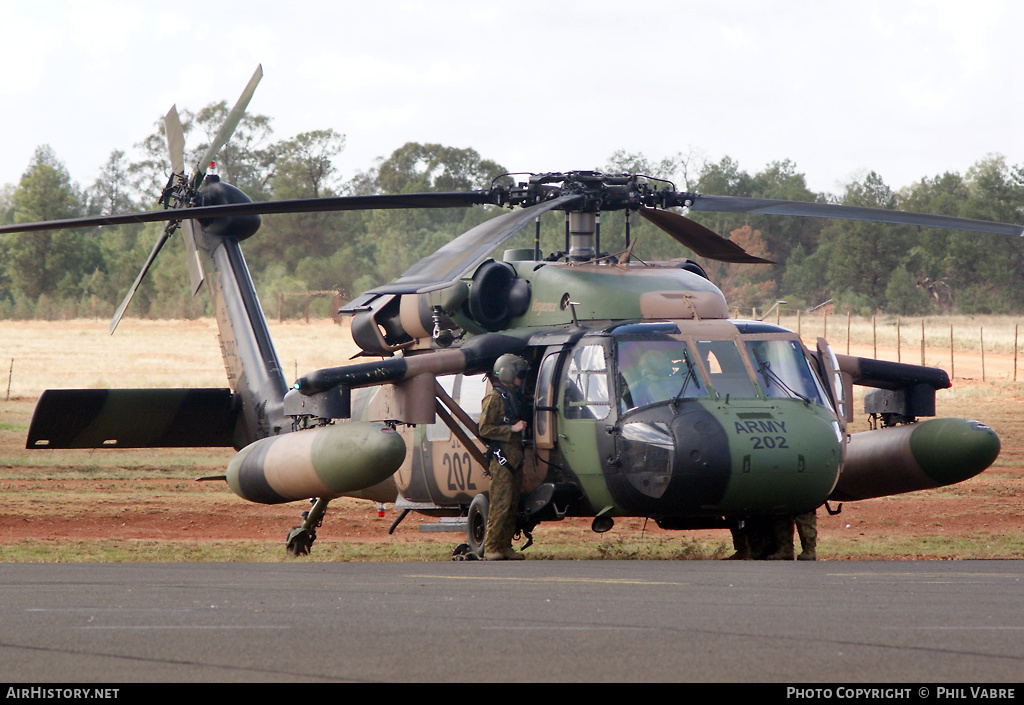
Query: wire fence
744,307,1024,382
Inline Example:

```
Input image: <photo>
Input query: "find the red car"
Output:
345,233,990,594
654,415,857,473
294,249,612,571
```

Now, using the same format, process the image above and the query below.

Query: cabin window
427,375,458,442
563,344,610,420
460,374,489,422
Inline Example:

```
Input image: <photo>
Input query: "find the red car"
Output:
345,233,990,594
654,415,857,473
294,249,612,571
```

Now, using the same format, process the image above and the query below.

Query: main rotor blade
0,191,497,235
109,229,172,334
688,194,1024,237
639,207,774,264
193,64,263,184
369,194,584,295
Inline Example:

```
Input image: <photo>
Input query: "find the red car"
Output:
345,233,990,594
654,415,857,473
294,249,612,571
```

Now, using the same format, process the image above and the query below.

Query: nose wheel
286,497,329,556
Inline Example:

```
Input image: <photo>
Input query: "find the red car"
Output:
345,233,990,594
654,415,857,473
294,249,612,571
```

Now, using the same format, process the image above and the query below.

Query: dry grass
1,317,361,396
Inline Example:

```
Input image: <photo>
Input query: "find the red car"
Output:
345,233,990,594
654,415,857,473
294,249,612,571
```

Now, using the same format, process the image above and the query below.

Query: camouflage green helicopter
4,66,1014,558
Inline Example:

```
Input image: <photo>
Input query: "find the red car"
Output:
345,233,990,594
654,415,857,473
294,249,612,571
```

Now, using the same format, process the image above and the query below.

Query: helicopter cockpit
609,321,834,415
546,320,845,519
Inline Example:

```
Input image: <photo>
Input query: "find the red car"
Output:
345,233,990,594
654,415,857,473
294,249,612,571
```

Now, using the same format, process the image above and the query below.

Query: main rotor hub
568,211,597,261
497,171,695,213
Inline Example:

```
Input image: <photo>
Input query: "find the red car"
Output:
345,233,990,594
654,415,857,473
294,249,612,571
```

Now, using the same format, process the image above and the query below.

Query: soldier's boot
796,511,817,561
724,528,750,560
765,517,795,560
502,548,526,561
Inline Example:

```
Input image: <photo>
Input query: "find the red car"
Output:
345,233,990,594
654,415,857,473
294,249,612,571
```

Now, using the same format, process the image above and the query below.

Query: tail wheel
467,493,489,558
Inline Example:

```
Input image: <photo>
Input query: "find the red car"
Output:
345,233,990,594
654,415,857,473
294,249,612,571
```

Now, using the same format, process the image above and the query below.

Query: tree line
2,101,1023,321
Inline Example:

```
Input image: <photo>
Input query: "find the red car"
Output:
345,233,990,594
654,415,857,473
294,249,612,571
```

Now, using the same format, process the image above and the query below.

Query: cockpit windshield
693,339,759,399
615,332,831,411
617,339,708,412
743,338,831,406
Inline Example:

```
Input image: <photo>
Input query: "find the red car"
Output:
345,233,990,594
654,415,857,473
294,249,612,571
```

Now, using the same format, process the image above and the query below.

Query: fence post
950,324,954,380
981,327,985,382
897,317,901,363
920,319,925,366
872,315,877,359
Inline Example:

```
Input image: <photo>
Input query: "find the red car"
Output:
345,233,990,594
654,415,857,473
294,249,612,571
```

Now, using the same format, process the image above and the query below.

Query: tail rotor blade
192,64,263,185
181,219,204,295
163,105,185,176
109,229,172,335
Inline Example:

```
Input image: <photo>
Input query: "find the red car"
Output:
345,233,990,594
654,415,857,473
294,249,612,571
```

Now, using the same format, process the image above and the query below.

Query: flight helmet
494,354,529,385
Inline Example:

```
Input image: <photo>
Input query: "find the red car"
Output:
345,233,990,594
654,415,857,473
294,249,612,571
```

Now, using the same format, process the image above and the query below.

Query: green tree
780,242,829,308
273,129,345,199
359,143,509,286
821,172,910,310
884,265,929,315
87,150,137,215
686,157,825,297
129,102,278,203
899,157,1024,313
3,146,98,301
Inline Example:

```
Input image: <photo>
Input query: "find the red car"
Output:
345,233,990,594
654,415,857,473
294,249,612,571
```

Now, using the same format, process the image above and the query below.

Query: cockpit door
534,346,564,450
816,337,851,430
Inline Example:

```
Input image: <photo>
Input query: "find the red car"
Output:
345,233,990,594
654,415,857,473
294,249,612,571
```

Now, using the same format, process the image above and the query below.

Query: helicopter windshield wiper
754,355,810,403
671,351,701,410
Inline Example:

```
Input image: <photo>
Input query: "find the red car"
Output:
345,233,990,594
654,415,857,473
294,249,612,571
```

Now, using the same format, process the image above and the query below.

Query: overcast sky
2,0,1021,201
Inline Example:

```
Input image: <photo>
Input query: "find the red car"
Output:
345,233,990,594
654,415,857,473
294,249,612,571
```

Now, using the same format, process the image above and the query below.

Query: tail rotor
109,65,263,334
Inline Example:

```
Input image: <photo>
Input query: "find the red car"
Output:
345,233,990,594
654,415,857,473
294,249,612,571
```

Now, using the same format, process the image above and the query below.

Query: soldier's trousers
483,461,523,554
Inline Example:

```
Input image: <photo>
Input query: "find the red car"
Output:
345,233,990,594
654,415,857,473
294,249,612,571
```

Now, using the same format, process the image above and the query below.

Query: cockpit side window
563,344,610,420
617,339,708,412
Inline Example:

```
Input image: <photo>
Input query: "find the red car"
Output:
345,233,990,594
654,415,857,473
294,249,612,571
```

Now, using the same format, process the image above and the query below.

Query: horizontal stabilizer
27,388,239,449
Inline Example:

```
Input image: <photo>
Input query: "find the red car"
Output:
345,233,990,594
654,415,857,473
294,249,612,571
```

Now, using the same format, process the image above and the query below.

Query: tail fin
201,222,290,443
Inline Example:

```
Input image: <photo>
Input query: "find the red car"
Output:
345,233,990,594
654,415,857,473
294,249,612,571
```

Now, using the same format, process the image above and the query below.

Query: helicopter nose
617,410,731,505
614,403,842,514
717,407,844,513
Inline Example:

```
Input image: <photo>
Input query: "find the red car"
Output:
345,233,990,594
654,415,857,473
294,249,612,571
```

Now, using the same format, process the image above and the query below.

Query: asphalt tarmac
0,560,1021,683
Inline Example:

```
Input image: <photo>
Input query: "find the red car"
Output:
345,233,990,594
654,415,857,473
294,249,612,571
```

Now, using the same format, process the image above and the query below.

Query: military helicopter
3,66,1015,558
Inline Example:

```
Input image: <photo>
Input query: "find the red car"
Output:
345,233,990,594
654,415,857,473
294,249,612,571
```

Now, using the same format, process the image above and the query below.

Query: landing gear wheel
467,493,489,559
451,543,478,561
286,526,315,556
285,497,328,557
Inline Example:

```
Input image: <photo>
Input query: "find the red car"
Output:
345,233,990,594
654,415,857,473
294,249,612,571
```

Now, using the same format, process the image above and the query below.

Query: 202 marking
751,436,788,450
444,451,476,491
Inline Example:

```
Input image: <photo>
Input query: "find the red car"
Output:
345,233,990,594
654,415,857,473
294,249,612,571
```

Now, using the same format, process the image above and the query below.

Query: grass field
1,315,1022,562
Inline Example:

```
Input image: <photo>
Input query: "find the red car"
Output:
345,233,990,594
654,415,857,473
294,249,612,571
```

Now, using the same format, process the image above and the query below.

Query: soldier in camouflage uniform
795,509,817,560
766,509,818,560
479,354,529,561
